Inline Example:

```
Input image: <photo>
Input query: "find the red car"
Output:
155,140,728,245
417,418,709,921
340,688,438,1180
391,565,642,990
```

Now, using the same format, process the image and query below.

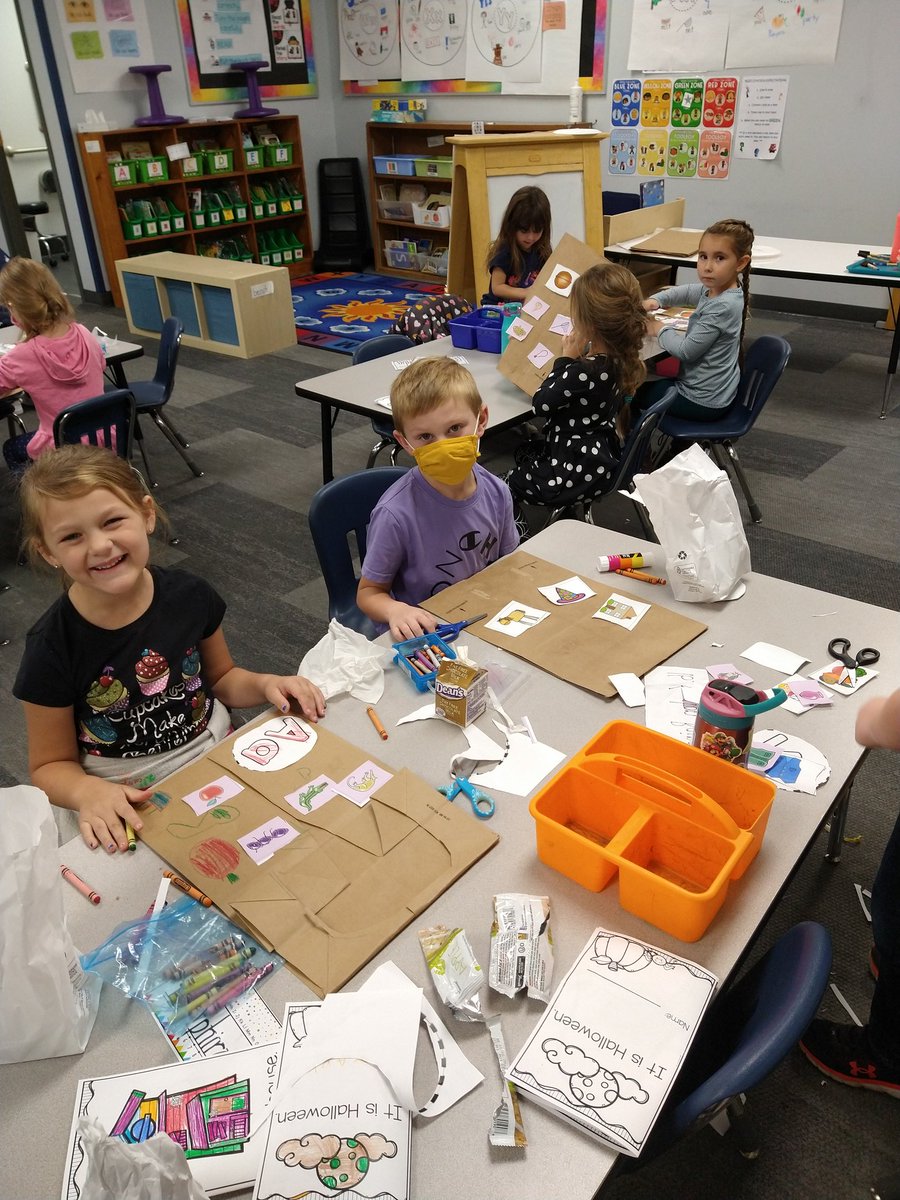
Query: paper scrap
239,816,301,865
545,265,579,297
527,342,554,369
706,663,754,686
182,774,244,815
522,295,550,319
536,575,595,605
283,773,339,815
593,592,650,632
485,601,551,638
608,672,646,708
472,726,565,797
752,728,830,794
449,354,469,364
854,884,872,923
549,313,574,335
811,661,879,695
741,641,808,675
391,358,414,369
643,666,708,744
156,990,282,1061
334,760,394,806
375,395,392,409
775,676,833,714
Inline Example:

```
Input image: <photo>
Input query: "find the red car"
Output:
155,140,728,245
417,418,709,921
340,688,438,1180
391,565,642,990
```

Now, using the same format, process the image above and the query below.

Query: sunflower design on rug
319,297,409,325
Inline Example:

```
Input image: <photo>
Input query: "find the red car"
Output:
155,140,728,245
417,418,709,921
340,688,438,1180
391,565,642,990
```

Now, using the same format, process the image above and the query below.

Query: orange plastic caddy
529,721,776,941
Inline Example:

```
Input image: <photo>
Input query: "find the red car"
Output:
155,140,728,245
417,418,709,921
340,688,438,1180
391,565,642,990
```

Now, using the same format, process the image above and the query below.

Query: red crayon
60,864,101,905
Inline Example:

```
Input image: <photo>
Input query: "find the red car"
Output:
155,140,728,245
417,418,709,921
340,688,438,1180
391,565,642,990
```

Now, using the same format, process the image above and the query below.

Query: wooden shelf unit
366,120,576,285
78,115,313,307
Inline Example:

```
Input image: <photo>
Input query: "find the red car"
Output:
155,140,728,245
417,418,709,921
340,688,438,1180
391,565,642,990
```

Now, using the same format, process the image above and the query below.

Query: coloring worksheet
339,0,401,80
465,0,543,82
400,0,467,82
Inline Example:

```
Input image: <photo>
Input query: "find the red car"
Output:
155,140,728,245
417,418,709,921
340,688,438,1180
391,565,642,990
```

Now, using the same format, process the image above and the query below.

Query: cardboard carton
434,659,488,726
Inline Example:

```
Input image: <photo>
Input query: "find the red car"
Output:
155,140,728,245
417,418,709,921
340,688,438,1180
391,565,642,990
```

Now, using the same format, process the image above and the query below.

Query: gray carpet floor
1,300,898,1199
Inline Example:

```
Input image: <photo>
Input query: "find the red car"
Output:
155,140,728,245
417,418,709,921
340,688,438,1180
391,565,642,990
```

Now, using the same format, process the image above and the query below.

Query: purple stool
128,64,185,126
231,60,279,118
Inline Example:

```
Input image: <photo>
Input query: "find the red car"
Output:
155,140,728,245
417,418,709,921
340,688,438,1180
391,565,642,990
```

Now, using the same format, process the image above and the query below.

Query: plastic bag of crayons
80,895,282,1036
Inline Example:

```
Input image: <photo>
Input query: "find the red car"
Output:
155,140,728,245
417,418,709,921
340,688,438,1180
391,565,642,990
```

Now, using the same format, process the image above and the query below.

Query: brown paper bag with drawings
136,714,498,997
497,232,607,397
422,550,707,699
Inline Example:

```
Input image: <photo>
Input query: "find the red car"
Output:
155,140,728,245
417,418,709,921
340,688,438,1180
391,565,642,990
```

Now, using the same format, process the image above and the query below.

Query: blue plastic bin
392,633,457,692
448,307,504,354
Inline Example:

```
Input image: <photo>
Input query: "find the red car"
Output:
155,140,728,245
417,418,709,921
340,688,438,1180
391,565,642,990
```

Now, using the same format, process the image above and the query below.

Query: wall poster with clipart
178,0,317,103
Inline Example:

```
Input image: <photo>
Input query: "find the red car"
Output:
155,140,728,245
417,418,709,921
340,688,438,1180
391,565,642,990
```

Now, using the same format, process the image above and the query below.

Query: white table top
3,521,896,1200
0,323,143,363
607,232,896,289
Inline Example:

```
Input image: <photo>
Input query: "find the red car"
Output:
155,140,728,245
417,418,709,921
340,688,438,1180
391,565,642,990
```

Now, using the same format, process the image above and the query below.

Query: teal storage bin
164,280,201,337
121,272,162,332
199,284,239,346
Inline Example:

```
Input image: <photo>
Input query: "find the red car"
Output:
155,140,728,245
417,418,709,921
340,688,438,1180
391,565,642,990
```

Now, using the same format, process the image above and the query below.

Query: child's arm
357,576,439,643
489,266,531,303
654,301,724,363
856,688,900,751
22,702,152,853
200,628,325,720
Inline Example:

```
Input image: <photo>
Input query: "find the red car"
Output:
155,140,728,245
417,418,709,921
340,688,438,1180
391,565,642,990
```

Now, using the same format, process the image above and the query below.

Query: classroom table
296,333,664,483
605,234,899,417
3,521,896,1200
0,323,144,390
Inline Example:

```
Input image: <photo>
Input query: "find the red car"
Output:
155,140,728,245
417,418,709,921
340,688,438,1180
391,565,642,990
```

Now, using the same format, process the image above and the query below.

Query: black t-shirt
14,567,226,760
485,244,545,302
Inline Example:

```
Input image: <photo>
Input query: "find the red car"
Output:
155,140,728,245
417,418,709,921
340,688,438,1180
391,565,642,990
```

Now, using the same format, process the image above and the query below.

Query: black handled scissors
434,613,488,643
827,637,880,669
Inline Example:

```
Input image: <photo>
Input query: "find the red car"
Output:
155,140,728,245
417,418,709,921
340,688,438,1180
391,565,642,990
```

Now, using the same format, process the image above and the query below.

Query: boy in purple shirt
358,357,518,641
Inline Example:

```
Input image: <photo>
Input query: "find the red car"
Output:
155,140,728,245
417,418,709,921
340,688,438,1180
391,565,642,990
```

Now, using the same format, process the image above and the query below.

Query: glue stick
569,83,583,125
598,553,650,573
891,212,900,264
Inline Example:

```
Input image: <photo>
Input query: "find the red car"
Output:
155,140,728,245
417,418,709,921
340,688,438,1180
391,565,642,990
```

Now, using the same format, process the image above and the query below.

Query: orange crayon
366,706,389,740
163,870,213,907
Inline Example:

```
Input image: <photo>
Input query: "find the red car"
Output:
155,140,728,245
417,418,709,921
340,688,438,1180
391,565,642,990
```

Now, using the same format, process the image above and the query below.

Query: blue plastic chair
307,467,407,635
351,334,415,468
603,921,832,1187
129,316,203,487
53,388,136,460
657,334,792,524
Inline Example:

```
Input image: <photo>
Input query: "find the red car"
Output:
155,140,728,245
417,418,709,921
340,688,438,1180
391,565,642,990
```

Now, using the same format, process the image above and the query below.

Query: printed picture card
506,316,533,341
706,662,754,686
485,601,551,638
232,714,317,773
537,576,595,605
549,313,574,336
775,676,833,714
182,774,244,815
545,265,579,297
522,295,550,319
239,816,302,865
283,774,340,816
593,592,650,632
334,760,394,807
527,342,554,369
811,661,879,695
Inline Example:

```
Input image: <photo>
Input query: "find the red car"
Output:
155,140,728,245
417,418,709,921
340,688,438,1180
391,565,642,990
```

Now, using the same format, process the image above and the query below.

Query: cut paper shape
522,295,550,319
545,265,579,297
284,773,339,815
608,672,646,708
182,774,244,815
450,722,506,780
811,661,880,695
506,317,533,341
334,760,394,807
449,354,469,364
775,675,833,714
375,395,392,409
549,313,574,335
472,725,565,797
537,575,595,606
706,663,754,686
485,601,551,638
239,816,301,865
593,592,650,632
643,666,708,744
391,358,414,369
741,641,808,675
752,729,830,795
232,714,317,772
527,342,554,369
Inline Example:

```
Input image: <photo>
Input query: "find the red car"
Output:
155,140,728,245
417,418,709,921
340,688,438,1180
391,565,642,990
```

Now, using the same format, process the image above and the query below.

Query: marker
366,706,389,740
124,821,137,852
60,864,101,905
616,568,666,585
599,553,649,573
162,870,213,907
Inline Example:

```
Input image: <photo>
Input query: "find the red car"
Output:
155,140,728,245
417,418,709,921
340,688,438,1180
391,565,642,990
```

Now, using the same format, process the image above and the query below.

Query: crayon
162,870,213,907
178,947,256,995
165,937,241,979
598,553,649,573
415,650,434,671
422,644,441,669
615,568,666,585
124,822,137,852
169,955,257,1004
203,961,275,1018
366,706,389,740
60,864,101,905
405,654,427,675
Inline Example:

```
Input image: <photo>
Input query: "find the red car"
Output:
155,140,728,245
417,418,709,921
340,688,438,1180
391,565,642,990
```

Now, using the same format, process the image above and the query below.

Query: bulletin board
178,0,317,103
342,0,609,97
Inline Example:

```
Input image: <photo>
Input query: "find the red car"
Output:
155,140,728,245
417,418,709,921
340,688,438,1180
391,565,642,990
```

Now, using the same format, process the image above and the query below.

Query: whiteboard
486,172,586,252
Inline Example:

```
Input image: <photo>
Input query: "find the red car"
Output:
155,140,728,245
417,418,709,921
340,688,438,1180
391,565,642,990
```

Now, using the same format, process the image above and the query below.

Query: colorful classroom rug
291,272,445,353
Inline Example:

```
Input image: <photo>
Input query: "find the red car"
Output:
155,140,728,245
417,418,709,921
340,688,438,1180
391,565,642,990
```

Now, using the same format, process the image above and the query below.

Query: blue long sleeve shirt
652,283,744,409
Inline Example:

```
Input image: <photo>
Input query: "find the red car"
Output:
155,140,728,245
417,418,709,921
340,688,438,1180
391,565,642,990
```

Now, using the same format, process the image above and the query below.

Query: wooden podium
446,130,607,305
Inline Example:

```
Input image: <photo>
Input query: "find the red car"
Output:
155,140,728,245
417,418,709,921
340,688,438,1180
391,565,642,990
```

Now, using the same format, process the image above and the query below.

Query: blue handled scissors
438,775,495,819
827,637,880,669
434,613,488,643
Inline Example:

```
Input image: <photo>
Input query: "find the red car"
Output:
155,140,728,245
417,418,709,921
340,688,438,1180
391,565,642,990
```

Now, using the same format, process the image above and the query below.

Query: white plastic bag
637,443,751,602
77,1118,211,1200
0,785,101,1063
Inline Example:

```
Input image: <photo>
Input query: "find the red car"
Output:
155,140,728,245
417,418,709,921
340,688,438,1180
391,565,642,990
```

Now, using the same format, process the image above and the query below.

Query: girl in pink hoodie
0,257,105,470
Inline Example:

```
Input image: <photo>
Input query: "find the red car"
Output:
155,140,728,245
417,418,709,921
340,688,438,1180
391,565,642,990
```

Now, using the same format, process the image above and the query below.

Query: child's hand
263,675,327,722
642,298,660,313
646,314,667,337
388,604,439,643
561,329,586,359
77,782,151,853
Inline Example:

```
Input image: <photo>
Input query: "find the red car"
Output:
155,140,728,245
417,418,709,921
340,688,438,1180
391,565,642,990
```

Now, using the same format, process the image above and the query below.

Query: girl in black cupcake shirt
14,445,325,854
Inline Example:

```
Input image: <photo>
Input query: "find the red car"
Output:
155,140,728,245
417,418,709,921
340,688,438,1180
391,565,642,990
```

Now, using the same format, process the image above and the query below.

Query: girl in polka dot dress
506,262,647,513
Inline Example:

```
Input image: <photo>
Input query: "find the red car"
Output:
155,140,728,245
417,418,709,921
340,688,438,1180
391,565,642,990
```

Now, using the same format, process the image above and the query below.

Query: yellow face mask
413,435,480,486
